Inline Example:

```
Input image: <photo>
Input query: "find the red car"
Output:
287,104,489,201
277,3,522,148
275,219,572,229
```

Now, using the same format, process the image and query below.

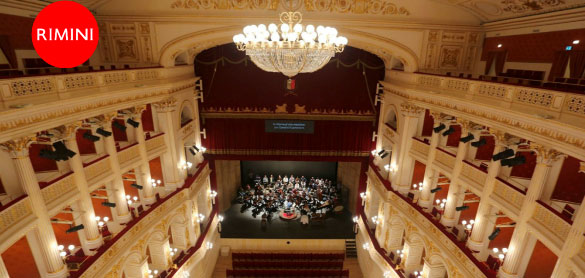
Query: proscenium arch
158,25,419,73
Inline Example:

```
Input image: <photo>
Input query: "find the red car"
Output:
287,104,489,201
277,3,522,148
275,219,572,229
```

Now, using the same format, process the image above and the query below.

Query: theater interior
0,1,585,278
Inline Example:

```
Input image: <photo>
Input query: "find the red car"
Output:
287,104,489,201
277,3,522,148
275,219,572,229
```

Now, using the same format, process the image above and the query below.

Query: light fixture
181,161,193,170
497,44,503,48
133,196,138,201
574,40,580,45
362,243,370,250
59,251,67,257
58,245,64,251
206,242,213,249
233,7,347,81
384,271,392,278
360,192,367,206
68,245,75,251
95,216,101,221
103,216,109,222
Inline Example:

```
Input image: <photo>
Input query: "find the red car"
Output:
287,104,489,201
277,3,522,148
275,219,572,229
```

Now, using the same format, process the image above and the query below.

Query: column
440,119,471,227
499,144,561,278
0,137,68,278
386,225,404,251
550,193,585,278
468,129,506,259
132,105,155,205
101,113,132,224
63,123,103,252
148,238,172,271
153,97,183,191
419,111,442,209
402,240,424,276
0,256,9,278
422,259,447,278
394,102,424,194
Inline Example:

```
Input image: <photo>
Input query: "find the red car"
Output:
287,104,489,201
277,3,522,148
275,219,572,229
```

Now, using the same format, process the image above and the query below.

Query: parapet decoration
171,0,410,15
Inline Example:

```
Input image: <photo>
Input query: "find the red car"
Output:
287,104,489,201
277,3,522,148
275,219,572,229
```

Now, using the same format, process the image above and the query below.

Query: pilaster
395,102,424,194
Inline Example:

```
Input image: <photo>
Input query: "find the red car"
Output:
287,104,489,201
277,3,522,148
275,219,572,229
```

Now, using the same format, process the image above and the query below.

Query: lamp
488,227,501,240
96,128,112,137
471,138,487,148
126,118,140,128
460,133,475,143
433,123,446,133
66,224,84,233
218,215,224,233
360,192,367,206
501,155,526,167
430,187,442,193
83,131,100,142
210,190,217,205
442,127,455,136
493,149,515,161
112,121,127,131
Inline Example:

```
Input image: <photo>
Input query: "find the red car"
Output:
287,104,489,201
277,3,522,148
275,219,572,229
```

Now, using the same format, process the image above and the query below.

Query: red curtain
495,51,507,76
421,109,434,137
446,125,462,147
510,151,537,179
551,156,585,203
202,118,373,157
29,144,58,172
548,51,570,81
141,104,155,132
112,119,128,142
75,129,97,155
484,51,496,75
569,51,585,79
474,136,495,161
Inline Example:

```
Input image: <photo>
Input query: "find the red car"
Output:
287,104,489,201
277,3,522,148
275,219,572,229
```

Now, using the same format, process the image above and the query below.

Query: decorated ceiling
2,0,584,24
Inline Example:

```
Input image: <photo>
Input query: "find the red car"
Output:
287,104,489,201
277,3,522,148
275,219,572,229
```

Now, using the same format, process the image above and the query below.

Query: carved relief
115,38,138,60
439,46,462,69
99,22,156,65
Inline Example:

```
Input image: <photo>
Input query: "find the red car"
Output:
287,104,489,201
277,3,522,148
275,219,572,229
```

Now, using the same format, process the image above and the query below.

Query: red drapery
569,51,585,79
141,104,155,132
474,136,495,161
551,156,585,203
421,109,434,137
201,118,374,157
446,125,462,147
29,144,58,172
75,129,97,155
510,151,537,179
548,51,570,81
112,119,128,142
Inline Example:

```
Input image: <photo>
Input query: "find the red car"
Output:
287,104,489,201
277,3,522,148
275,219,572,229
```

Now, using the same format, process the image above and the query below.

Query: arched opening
180,105,193,128
384,106,398,131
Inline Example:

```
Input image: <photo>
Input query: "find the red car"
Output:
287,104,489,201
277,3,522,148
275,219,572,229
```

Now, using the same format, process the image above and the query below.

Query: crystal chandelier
233,10,348,79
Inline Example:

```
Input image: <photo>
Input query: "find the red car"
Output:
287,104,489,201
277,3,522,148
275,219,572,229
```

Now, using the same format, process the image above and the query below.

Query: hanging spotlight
488,227,501,240
101,201,116,208
460,133,475,143
380,152,390,159
442,127,455,136
127,118,140,128
112,121,127,131
131,183,143,190
471,138,487,148
433,123,446,133
189,147,197,156
501,155,526,167
83,131,100,142
378,149,386,156
430,187,442,193
493,149,515,161
192,145,200,152
456,205,469,211
66,224,85,233
96,128,112,137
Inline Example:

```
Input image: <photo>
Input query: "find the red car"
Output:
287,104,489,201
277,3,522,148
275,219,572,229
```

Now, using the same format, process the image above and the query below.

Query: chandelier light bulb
466,224,472,229
493,248,499,253
316,25,324,34
281,24,289,33
270,33,279,42
68,245,75,251
502,248,508,253
498,254,505,260
462,220,467,225
318,36,326,44
95,216,100,221
293,23,302,33
469,220,475,224
58,245,64,251
133,196,138,201
103,217,109,222
60,251,67,257
306,24,315,33
258,24,267,32
126,195,131,200
268,23,277,32
98,221,104,227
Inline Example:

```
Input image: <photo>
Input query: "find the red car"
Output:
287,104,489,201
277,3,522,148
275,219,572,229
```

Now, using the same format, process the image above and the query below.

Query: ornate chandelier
233,10,348,79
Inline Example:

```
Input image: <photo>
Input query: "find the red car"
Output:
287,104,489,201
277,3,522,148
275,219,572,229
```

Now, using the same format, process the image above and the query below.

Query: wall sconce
493,247,508,261
150,178,162,187
206,242,213,249
170,247,178,257
412,182,423,191
462,219,475,231
181,161,193,170
413,270,423,278
435,198,447,209
352,216,358,234
360,192,367,206
148,269,159,278
362,243,370,250
210,190,217,204
384,271,392,278
384,164,397,173
196,213,205,223
372,216,380,225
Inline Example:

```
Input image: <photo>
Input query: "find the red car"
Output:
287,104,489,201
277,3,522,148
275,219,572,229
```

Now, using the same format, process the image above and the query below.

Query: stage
220,203,355,239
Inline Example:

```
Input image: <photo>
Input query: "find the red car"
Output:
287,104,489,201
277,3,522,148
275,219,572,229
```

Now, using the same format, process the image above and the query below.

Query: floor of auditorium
220,203,355,239
212,253,364,278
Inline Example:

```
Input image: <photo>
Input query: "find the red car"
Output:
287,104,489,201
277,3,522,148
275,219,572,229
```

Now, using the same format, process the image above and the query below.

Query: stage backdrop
240,160,338,186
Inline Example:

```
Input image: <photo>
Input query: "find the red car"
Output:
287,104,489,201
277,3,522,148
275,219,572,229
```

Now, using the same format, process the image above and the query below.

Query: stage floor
220,204,355,239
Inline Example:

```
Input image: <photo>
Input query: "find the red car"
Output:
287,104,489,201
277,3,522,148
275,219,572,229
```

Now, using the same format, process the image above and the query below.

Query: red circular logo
32,1,99,68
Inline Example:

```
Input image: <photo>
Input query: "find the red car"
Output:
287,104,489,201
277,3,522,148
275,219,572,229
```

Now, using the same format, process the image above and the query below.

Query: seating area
227,253,348,278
